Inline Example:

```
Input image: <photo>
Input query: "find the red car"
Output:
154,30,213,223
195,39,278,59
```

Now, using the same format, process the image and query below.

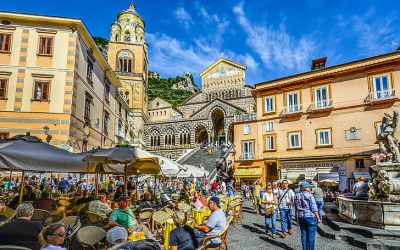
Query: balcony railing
239,153,255,160
310,99,333,111
367,89,397,103
282,105,302,115
235,113,256,122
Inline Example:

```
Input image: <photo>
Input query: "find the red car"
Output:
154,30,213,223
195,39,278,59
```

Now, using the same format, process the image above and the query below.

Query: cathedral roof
200,57,247,77
117,2,145,26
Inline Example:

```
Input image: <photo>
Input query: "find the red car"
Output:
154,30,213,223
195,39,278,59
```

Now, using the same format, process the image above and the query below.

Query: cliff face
148,71,197,106
171,72,199,93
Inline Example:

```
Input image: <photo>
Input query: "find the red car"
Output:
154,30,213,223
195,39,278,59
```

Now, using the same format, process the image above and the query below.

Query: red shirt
212,182,219,191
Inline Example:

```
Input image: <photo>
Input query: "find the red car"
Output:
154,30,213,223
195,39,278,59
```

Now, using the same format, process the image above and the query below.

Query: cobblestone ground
227,199,360,250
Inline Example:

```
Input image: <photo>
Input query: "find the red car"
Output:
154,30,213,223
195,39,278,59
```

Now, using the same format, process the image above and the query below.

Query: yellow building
107,3,149,148
233,51,400,190
0,11,132,151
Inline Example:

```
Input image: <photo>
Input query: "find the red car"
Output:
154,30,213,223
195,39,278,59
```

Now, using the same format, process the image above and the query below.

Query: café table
193,208,211,225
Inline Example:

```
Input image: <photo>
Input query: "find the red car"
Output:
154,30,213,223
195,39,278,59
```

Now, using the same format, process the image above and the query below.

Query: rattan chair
200,216,233,250
151,211,171,241
76,226,106,250
31,209,54,226
138,208,154,230
163,207,175,216
58,199,72,207
0,246,30,250
85,211,108,228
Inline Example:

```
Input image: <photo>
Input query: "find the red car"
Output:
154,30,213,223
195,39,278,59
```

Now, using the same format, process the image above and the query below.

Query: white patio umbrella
177,164,209,178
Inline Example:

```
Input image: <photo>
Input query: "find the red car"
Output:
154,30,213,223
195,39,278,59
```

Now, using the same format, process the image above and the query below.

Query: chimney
311,57,327,71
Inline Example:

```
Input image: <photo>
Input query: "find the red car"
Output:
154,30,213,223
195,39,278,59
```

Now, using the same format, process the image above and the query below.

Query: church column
207,131,211,144
224,129,228,144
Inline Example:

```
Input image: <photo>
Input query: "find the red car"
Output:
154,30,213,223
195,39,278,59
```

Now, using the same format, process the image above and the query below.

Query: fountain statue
337,110,400,229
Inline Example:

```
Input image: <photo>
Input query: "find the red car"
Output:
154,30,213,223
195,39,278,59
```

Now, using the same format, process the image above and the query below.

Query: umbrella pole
124,163,128,197
154,174,157,201
50,172,53,198
9,170,12,191
95,171,99,198
18,171,25,205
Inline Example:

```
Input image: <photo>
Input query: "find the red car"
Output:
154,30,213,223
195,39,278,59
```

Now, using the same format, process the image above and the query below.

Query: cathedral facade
144,58,255,159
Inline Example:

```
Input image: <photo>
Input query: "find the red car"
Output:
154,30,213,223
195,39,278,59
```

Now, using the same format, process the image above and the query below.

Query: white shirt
262,192,276,209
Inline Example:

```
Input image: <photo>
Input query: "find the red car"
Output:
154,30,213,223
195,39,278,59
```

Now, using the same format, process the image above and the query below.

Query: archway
195,125,208,144
211,109,225,145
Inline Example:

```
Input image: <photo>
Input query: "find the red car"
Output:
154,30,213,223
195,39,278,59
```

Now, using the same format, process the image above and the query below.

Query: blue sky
1,0,399,87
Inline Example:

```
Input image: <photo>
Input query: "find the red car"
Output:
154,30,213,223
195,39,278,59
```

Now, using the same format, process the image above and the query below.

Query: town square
0,0,399,249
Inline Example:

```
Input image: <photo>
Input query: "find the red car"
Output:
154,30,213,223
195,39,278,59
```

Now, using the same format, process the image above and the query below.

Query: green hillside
148,73,194,106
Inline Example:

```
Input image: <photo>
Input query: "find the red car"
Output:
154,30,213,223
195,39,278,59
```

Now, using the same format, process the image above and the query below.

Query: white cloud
174,7,193,29
233,2,317,72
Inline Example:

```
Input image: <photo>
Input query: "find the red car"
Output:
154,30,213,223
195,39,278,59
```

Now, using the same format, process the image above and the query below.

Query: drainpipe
101,69,109,148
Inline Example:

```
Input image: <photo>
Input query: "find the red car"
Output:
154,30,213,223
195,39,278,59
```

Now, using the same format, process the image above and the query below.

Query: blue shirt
295,191,318,218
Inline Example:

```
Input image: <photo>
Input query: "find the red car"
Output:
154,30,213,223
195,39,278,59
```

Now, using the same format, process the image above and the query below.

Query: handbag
265,205,275,217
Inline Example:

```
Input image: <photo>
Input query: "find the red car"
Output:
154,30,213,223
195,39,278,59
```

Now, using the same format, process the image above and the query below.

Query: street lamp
43,125,52,143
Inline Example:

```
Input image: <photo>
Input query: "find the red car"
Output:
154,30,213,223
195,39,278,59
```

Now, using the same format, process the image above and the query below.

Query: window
0,132,9,139
314,86,329,108
84,94,93,120
265,121,274,132
33,81,50,101
242,141,254,159
38,37,53,55
372,74,391,99
104,82,110,103
244,124,252,134
118,58,133,72
103,111,109,134
124,32,131,42
0,79,7,99
0,34,12,52
87,59,94,81
265,134,276,151
118,102,122,115
287,92,300,113
288,132,302,148
317,128,332,146
355,159,365,169
264,96,275,113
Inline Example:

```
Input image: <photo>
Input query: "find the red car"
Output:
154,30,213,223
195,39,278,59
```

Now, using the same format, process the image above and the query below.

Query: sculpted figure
378,110,400,162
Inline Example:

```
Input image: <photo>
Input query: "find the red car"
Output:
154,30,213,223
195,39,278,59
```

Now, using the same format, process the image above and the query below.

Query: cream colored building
0,11,132,151
233,51,400,190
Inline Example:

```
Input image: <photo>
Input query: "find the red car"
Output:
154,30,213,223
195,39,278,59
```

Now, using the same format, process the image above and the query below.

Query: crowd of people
0,174,231,250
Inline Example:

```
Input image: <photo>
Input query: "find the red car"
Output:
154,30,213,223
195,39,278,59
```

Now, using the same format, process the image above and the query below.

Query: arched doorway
211,109,225,145
195,125,208,144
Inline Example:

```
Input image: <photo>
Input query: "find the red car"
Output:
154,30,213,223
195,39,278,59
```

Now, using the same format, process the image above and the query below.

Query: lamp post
43,125,52,143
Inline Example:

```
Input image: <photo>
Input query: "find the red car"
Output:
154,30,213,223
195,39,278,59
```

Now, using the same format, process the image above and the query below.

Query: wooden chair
85,211,108,229
163,207,175,216
200,216,233,250
178,202,192,213
138,208,154,230
58,199,71,208
151,211,171,241
76,226,106,250
31,209,54,226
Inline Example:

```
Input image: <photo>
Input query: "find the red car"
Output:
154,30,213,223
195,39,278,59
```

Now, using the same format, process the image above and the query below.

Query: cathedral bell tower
108,2,148,145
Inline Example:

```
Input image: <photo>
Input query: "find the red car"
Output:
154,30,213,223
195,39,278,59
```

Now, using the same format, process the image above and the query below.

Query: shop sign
281,161,343,169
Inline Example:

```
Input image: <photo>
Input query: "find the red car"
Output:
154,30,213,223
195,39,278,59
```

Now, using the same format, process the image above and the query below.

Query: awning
233,167,262,178
318,172,339,182
353,171,371,180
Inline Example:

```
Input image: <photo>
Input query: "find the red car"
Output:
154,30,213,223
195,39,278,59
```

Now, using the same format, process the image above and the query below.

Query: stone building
144,57,255,159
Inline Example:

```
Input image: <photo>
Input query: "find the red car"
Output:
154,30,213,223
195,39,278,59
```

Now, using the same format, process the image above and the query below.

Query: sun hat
300,182,312,189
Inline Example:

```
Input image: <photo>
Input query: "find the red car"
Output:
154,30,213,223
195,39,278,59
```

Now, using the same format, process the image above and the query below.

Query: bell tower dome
107,2,149,147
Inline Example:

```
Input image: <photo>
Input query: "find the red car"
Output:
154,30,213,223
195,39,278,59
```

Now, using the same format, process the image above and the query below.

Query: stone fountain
338,110,400,230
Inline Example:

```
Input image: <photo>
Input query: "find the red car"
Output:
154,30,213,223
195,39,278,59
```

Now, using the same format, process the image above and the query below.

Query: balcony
281,105,303,117
309,99,333,113
235,113,256,122
239,153,255,160
366,89,397,105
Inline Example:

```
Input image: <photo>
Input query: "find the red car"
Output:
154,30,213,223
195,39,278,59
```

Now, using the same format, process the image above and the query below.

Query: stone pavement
227,199,360,250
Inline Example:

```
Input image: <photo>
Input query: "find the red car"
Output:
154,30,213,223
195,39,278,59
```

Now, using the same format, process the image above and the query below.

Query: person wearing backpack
277,179,295,238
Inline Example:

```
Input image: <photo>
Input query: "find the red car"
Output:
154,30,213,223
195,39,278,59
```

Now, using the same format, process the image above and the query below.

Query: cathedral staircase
178,146,221,181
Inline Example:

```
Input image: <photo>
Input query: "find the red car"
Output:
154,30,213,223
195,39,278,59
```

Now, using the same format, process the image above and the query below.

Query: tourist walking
278,180,295,238
227,179,235,197
312,183,324,220
295,182,321,250
262,184,278,239
253,180,262,214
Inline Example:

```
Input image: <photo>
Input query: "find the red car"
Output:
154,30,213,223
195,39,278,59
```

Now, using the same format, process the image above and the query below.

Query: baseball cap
117,196,127,202
300,182,312,189
209,196,220,208
106,226,128,245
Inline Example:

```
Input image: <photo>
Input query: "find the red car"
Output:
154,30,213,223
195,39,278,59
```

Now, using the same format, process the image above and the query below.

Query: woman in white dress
262,184,278,239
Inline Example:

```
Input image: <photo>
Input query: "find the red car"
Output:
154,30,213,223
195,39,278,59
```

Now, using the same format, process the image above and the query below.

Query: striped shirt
295,191,318,218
